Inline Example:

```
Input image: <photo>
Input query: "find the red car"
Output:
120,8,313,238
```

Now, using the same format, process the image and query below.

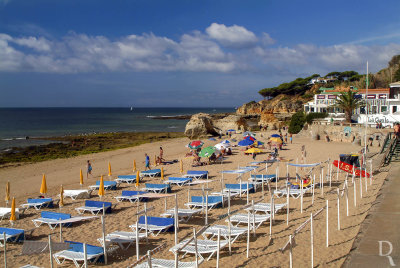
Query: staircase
382,135,400,166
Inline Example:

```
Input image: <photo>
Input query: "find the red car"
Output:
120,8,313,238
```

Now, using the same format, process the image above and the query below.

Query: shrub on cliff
305,112,328,124
289,111,306,134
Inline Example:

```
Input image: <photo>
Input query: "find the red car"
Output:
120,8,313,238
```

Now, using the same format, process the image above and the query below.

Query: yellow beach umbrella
161,167,164,180
60,185,64,208
154,155,157,166
180,160,183,174
5,181,10,206
98,175,105,197
136,170,140,187
133,160,137,172
40,174,47,195
10,197,16,223
108,162,112,176
245,148,263,154
80,169,84,186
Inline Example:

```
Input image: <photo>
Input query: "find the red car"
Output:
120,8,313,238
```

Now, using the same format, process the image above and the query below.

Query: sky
1,0,400,108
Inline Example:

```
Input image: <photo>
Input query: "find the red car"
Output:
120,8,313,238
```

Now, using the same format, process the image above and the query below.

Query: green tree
394,67,400,82
288,111,306,134
331,90,363,123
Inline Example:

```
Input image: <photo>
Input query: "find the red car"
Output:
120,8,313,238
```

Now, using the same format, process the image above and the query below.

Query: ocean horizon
0,107,235,150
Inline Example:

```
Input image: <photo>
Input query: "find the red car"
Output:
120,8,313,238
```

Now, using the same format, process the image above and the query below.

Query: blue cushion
168,177,192,182
117,175,136,179
84,200,112,213
65,241,105,262
0,227,24,242
121,191,148,201
187,170,208,175
141,169,161,176
95,181,117,190
41,211,71,220
251,174,276,179
145,183,171,193
191,196,222,204
138,216,174,232
225,183,255,193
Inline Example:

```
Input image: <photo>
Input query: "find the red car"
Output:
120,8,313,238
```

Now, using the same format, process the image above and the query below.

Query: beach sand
0,131,385,267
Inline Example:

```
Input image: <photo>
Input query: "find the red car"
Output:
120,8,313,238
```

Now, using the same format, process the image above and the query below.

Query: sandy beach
0,131,385,268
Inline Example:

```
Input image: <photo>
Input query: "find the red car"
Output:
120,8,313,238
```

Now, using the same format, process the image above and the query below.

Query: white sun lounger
0,207,21,221
129,216,174,237
115,175,138,184
140,169,162,178
20,198,56,211
62,189,92,200
53,249,103,268
185,196,223,211
227,213,270,230
160,208,202,222
202,225,247,243
245,203,287,214
114,191,148,203
169,239,229,261
273,187,312,199
134,257,204,268
97,231,147,250
75,201,113,215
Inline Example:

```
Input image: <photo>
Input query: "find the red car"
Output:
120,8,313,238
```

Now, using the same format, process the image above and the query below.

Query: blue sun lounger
115,175,138,184
114,191,148,203
32,211,72,230
183,170,209,180
163,177,192,187
53,241,107,267
20,198,55,210
185,196,223,210
140,169,161,178
142,183,171,193
75,200,113,215
130,216,174,236
89,181,118,190
0,227,25,246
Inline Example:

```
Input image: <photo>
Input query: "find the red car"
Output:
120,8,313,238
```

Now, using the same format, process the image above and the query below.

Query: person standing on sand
87,160,92,179
159,146,164,161
289,133,293,144
144,153,150,170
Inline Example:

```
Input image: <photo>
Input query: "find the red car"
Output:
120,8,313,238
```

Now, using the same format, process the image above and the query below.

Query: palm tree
332,90,364,123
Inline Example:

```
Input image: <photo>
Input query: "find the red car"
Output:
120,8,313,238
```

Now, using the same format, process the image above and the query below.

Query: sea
0,107,235,150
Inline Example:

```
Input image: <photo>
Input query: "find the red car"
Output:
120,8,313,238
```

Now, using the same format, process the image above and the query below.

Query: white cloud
0,23,399,76
206,23,258,48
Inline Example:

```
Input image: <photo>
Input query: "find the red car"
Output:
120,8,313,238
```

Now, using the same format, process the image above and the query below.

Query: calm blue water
0,108,235,150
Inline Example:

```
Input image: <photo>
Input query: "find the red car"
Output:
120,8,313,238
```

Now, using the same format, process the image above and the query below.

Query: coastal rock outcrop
184,113,218,139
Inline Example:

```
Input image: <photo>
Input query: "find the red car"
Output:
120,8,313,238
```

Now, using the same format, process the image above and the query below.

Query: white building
304,84,400,126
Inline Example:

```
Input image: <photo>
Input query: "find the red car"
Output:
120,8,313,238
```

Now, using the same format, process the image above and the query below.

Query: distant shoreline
0,131,185,166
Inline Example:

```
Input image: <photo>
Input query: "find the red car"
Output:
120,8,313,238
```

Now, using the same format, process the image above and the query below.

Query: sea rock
184,113,218,139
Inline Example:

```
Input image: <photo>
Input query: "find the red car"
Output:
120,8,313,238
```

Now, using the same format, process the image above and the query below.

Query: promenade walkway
344,163,400,267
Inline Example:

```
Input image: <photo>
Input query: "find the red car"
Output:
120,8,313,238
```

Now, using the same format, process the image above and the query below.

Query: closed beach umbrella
133,160,136,172
108,162,112,176
188,140,204,149
136,170,140,187
238,139,254,147
245,148,262,154
199,146,219,158
10,197,16,223
5,181,10,206
60,185,64,208
98,175,105,197
271,134,280,138
80,169,84,186
161,167,164,180
40,174,47,195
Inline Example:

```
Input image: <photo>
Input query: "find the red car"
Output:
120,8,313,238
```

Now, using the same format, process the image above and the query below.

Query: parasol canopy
188,140,204,149
238,139,254,147
271,134,281,138
199,146,220,158
245,148,262,154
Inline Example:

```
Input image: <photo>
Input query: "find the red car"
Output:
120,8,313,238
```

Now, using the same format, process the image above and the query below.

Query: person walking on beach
144,153,150,170
87,160,92,179
289,133,293,144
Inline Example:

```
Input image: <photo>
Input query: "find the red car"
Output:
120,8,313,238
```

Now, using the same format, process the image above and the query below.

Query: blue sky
1,0,400,107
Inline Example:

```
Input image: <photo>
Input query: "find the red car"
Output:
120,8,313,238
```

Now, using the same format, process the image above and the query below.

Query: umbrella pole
4,232,7,268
